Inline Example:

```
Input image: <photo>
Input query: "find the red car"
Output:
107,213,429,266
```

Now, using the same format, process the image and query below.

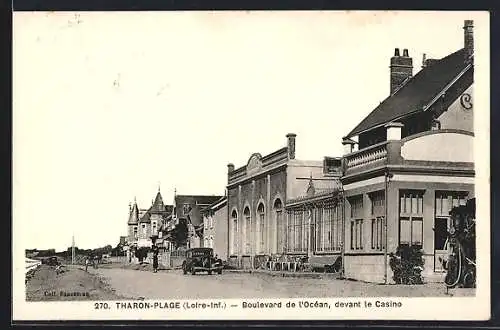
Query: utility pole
72,234,75,265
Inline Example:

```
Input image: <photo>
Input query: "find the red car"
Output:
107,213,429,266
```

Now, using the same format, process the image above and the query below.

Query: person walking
152,246,159,273
93,255,99,269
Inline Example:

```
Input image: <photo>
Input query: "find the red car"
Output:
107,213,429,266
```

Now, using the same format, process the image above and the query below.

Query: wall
344,255,386,283
286,160,325,200
149,214,162,236
438,84,473,132
214,204,228,260
401,131,474,163
227,167,287,264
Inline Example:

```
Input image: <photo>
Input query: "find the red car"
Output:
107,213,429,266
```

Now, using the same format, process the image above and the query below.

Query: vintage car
182,248,223,275
42,256,60,266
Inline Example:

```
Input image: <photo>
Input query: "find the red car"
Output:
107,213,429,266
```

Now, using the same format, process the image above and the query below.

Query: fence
107,256,127,264
25,258,41,275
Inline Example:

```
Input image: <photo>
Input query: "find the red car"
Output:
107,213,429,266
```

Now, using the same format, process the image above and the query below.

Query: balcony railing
345,141,388,169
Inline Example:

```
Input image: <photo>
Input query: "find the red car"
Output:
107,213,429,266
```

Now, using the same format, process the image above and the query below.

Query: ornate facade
226,133,341,269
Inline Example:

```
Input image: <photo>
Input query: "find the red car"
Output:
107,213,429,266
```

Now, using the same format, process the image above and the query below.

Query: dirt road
91,267,475,300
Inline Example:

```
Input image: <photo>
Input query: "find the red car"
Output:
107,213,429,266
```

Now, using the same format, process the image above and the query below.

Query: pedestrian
153,246,159,273
85,256,90,272
93,255,99,269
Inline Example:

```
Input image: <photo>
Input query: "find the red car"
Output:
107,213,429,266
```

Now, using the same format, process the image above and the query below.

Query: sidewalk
224,268,341,280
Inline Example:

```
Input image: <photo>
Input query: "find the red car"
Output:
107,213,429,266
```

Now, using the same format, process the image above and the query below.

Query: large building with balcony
226,133,342,269
339,20,475,283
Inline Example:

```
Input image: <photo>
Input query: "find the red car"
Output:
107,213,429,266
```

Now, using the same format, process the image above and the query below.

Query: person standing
152,246,159,273
85,256,90,272
93,255,99,269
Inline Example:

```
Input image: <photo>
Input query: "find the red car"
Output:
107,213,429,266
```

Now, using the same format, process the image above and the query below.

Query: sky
13,11,481,251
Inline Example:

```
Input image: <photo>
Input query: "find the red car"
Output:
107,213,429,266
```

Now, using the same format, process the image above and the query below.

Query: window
399,190,424,247
274,199,284,253
286,209,307,253
434,191,468,250
133,226,138,239
142,224,147,236
231,210,238,255
152,221,157,235
315,204,341,252
244,207,251,255
370,191,385,250
349,195,363,250
257,203,265,254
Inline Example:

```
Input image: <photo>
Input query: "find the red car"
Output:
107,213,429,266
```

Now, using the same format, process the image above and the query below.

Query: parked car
182,248,223,275
42,256,60,266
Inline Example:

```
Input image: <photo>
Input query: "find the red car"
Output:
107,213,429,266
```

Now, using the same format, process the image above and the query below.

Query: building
126,188,173,250
162,193,223,250
339,20,475,283
284,163,343,267
200,196,228,260
226,133,341,269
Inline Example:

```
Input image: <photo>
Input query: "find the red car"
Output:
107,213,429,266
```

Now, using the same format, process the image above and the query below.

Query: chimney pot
394,48,400,56
286,133,297,160
342,137,356,155
403,49,409,57
463,20,474,64
385,122,404,141
227,163,235,174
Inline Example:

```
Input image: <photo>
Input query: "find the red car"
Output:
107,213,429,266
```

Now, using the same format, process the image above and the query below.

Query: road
89,268,473,299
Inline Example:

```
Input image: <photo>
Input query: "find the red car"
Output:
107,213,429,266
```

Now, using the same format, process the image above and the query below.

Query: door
434,217,449,272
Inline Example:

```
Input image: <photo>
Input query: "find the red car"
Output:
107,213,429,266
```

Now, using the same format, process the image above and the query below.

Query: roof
128,202,139,224
201,196,228,214
175,195,223,206
347,48,471,137
139,212,150,223
149,191,167,213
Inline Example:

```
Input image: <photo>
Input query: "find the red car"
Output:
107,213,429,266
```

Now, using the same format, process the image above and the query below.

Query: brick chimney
464,20,474,64
390,48,413,95
286,133,296,160
227,163,235,174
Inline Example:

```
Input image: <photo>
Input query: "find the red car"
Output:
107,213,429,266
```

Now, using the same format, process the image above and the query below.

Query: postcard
12,10,490,321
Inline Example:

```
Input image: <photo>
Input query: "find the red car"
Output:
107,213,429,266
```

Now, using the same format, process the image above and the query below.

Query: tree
135,247,149,263
170,219,188,249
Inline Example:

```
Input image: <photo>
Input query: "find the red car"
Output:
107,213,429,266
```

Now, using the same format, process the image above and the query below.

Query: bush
389,245,424,284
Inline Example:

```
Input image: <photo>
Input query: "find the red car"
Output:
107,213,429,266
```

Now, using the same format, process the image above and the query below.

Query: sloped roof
347,48,470,137
128,202,139,224
149,191,166,213
175,195,223,206
201,196,228,214
139,212,150,223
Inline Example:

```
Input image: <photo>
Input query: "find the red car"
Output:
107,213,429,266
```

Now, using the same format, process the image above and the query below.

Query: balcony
342,129,475,179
